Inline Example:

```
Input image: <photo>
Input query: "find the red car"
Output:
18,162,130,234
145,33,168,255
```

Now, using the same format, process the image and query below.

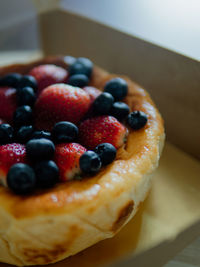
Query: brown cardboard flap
39,9,200,159
33,0,60,13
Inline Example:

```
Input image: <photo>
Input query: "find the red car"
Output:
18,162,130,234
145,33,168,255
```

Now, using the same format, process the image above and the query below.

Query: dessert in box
0,56,164,266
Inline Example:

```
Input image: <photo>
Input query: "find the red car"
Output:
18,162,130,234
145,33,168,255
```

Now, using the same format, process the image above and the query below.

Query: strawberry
79,115,128,149
34,84,91,131
0,118,5,124
29,64,68,94
0,143,26,186
0,87,17,123
54,143,87,181
83,86,101,103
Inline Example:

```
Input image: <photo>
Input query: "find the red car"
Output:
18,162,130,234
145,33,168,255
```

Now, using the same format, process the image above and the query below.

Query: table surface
165,238,200,267
0,51,199,267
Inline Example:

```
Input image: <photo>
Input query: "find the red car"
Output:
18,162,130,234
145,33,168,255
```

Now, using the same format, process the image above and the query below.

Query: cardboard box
1,1,200,266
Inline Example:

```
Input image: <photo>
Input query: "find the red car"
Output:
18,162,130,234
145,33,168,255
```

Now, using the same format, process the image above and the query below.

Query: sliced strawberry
79,116,128,149
54,143,87,181
83,86,101,103
0,87,17,123
0,118,5,124
29,64,68,94
0,143,26,186
34,84,91,131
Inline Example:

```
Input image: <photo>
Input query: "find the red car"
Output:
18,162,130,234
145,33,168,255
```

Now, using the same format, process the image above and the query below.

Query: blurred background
0,0,199,60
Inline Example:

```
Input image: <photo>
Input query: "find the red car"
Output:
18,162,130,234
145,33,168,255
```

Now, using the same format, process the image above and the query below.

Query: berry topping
0,119,5,124
67,74,89,87
0,57,136,195
34,160,59,188
26,138,55,161
0,124,14,145
34,84,90,130
79,116,128,149
104,78,128,101
0,143,26,186
13,105,32,128
7,163,36,195
110,102,130,121
69,57,93,78
17,75,37,90
0,87,17,122
64,55,76,66
83,86,101,103
95,143,116,166
79,151,101,175
52,121,78,144
31,130,51,140
17,86,36,106
54,143,87,181
0,73,22,87
16,125,34,144
29,64,68,94
93,92,114,115
127,111,148,130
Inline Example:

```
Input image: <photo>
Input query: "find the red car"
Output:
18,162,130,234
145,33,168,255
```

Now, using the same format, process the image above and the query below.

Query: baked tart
0,56,165,266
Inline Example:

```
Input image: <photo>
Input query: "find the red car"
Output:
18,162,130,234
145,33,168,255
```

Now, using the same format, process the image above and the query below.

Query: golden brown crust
111,200,134,232
0,57,165,266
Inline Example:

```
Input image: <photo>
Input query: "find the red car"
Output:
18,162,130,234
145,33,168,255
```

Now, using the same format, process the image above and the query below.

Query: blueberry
104,78,128,101
26,138,55,161
7,163,36,195
13,105,32,128
127,111,148,130
34,160,59,188
67,74,89,87
79,151,102,174
31,130,51,140
64,55,76,66
69,57,93,78
110,102,130,121
52,121,78,143
17,86,36,106
16,125,34,143
0,124,14,145
93,92,114,115
95,143,117,166
0,73,22,87
18,75,37,90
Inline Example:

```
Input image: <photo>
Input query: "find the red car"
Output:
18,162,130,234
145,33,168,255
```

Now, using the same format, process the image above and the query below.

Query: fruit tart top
0,56,164,218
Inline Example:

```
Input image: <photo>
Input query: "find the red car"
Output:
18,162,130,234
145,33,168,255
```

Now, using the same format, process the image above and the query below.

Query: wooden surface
165,238,200,267
0,51,199,267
